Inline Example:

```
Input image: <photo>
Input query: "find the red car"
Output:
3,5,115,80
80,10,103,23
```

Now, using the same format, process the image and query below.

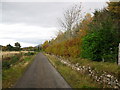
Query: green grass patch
46,54,102,88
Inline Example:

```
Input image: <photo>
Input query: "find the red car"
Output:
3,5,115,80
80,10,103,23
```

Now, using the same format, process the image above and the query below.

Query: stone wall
47,54,120,88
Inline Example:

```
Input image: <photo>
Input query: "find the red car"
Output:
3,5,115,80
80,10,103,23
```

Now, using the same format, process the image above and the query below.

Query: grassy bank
2,52,37,88
46,54,102,88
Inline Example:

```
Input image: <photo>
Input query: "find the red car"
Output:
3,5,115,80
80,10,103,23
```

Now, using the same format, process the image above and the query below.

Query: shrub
2,60,11,69
10,55,21,65
24,52,35,56
2,54,21,69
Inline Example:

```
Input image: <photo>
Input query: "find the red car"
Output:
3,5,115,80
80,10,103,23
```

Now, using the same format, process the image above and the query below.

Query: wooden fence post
118,43,120,65
0,45,2,90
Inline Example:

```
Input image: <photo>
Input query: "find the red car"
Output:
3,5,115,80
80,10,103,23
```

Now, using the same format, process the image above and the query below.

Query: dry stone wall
47,54,120,89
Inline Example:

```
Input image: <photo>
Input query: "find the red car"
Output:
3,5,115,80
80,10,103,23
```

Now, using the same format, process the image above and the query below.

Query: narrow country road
14,52,71,88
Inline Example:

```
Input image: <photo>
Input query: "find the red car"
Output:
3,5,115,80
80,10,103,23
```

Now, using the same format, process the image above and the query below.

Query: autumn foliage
42,13,92,58
42,1,120,62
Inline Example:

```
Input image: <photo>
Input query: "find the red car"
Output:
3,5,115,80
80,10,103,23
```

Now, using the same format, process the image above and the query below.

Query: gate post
118,43,120,65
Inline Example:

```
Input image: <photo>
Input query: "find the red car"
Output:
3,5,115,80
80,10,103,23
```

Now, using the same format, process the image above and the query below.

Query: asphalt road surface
14,53,71,88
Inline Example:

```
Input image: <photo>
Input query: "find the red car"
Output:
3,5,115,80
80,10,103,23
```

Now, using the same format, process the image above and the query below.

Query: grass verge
2,52,37,88
46,54,102,88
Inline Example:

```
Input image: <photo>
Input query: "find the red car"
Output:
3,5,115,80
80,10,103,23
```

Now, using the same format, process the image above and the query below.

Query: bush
2,60,11,69
81,32,102,61
10,55,21,65
2,54,21,69
24,52,35,56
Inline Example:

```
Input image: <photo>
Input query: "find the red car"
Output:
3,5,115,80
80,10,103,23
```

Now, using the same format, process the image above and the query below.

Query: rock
106,78,110,82
97,79,99,82
115,79,118,83
95,76,98,80
88,69,91,72
77,67,80,71
83,66,85,68
106,74,111,78
114,86,118,89
76,63,79,67
100,76,103,79
116,83,120,87
88,66,91,69
108,82,111,85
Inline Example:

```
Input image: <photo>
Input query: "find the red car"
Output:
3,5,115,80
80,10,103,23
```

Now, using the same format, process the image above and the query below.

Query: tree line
42,1,120,63
2,42,21,51
1,42,42,51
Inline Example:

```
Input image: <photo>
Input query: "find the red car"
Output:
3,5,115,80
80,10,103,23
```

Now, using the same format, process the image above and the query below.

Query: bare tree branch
58,3,82,32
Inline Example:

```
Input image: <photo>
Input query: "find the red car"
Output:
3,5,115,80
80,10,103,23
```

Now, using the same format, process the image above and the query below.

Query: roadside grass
46,54,102,88
2,52,37,88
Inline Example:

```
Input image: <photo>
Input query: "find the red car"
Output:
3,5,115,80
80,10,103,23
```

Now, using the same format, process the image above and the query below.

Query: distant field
1,51,33,59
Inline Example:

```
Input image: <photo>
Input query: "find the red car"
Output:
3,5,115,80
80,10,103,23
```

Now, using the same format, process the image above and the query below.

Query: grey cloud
15,38,46,44
2,37,46,44
1,2,107,27
2,2,73,27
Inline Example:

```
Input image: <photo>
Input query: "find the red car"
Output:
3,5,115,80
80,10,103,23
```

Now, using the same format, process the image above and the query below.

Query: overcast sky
0,0,108,47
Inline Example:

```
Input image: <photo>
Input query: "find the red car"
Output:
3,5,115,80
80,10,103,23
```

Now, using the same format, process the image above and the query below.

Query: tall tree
107,1,120,43
42,41,49,51
81,9,118,62
6,44,13,51
14,42,21,51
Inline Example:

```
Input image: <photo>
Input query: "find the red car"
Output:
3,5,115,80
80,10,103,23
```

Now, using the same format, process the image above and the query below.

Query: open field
1,51,34,59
